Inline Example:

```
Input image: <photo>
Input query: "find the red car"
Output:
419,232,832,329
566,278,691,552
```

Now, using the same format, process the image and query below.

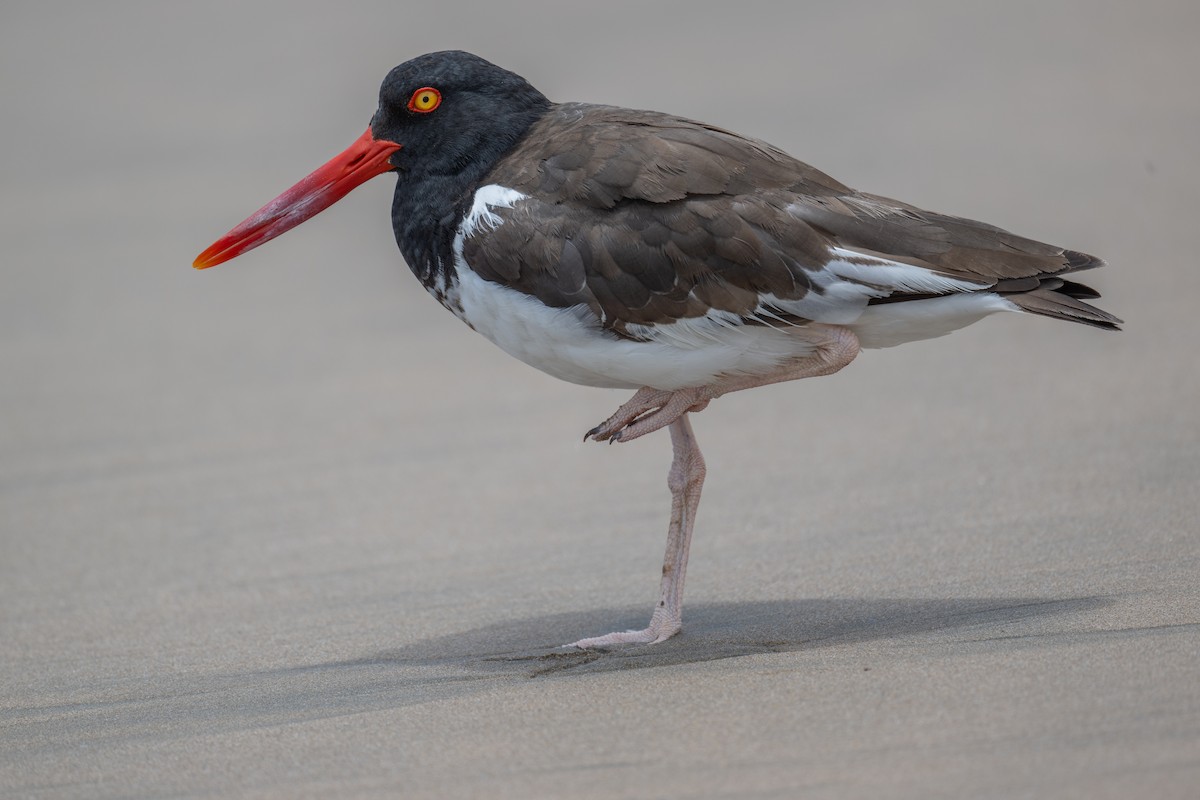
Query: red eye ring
407,87,442,113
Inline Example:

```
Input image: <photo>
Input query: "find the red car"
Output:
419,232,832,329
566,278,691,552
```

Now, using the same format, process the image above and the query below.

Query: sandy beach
2,2,1198,797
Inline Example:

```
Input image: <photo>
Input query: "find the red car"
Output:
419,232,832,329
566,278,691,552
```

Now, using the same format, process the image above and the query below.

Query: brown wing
486,103,853,206
464,188,840,334
791,193,1120,328
463,103,1119,333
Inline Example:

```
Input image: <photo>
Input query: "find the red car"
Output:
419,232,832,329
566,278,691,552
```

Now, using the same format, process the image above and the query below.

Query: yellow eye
407,87,442,113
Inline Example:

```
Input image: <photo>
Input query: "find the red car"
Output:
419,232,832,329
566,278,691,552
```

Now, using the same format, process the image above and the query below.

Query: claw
585,386,705,445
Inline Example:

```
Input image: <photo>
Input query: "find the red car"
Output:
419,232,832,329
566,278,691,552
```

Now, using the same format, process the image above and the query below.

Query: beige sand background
2,1,1198,797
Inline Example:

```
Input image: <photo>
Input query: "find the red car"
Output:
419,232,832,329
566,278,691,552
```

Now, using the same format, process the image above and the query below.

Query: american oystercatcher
195,51,1120,648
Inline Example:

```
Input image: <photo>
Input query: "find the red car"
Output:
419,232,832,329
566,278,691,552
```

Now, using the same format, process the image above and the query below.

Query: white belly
448,265,819,390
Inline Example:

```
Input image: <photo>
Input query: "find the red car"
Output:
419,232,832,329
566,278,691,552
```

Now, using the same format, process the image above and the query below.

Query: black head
193,51,550,271
371,51,552,182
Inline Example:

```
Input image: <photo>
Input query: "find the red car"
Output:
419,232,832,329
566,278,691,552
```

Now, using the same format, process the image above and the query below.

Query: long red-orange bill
193,127,402,269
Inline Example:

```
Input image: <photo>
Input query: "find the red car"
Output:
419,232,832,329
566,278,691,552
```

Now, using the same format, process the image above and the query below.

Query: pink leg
568,324,860,648
567,414,706,648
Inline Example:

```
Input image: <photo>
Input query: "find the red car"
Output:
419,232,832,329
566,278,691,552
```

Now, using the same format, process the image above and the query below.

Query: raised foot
585,386,711,444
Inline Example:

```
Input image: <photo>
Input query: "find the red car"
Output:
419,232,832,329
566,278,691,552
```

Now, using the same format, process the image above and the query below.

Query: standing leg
567,414,706,648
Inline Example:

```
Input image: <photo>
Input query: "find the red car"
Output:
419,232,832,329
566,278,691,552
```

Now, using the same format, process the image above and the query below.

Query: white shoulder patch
461,185,528,238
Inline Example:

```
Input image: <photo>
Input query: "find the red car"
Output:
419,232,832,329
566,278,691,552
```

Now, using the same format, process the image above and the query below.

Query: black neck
390,103,551,288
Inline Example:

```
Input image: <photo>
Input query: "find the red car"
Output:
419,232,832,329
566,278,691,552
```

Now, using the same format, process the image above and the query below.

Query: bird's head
193,51,549,269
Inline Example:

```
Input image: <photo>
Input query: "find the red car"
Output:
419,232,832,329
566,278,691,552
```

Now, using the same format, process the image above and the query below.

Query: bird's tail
999,251,1122,330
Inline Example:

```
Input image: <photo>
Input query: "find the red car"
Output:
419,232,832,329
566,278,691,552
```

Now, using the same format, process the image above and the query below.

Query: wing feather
461,103,1118,335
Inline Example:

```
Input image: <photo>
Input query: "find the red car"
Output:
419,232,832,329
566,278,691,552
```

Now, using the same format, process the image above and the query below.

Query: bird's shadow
350,595,1113,678
6,596,1111,750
